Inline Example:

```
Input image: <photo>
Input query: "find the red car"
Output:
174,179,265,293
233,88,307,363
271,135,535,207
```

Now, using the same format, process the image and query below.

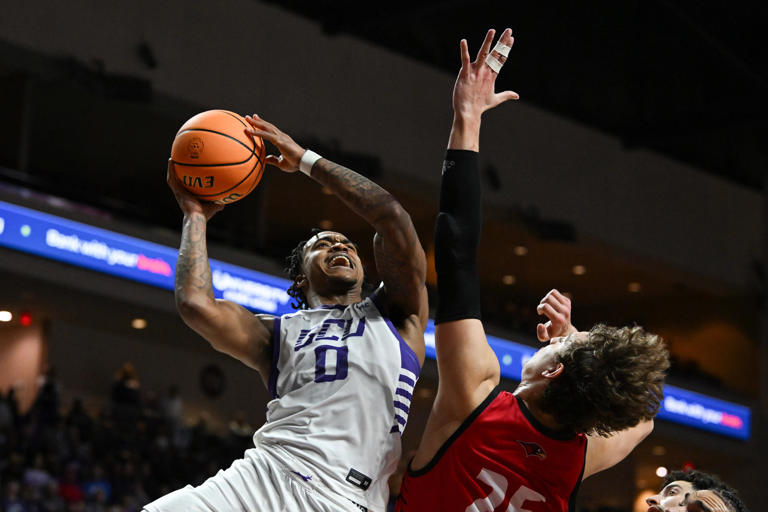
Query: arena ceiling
267,0,768,189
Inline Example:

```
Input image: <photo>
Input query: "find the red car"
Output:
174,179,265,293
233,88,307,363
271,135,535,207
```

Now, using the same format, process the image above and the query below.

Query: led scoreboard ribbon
0,200,293,315
0,200,752,440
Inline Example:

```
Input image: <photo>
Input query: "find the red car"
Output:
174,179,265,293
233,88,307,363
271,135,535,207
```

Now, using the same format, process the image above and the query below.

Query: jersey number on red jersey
465,468,546,512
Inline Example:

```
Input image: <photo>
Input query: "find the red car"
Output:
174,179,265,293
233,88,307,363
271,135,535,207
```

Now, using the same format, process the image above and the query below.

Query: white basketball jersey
254,286,421,511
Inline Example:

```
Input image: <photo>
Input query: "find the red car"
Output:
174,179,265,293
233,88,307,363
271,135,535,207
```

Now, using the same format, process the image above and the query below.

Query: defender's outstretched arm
412,29,518,468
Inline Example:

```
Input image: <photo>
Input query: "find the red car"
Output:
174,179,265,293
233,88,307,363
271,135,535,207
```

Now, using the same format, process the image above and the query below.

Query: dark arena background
0,1,766,511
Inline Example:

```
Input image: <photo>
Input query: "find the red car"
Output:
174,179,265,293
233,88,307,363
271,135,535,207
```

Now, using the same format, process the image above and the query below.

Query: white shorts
142,445,366,512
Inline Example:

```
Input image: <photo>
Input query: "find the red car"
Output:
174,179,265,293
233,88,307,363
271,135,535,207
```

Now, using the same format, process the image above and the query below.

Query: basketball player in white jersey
144,114,428,512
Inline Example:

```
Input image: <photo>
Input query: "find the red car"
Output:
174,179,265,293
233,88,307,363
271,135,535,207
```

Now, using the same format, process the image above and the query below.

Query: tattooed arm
167,161,274,382
311,157,427,321
245,115,428,355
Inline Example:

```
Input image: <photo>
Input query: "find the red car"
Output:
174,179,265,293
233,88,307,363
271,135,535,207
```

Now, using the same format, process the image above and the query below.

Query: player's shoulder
254,313,276,327
479,388,518,415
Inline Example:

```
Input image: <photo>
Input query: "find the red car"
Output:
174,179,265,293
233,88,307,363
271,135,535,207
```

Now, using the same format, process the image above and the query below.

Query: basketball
171,110,266,204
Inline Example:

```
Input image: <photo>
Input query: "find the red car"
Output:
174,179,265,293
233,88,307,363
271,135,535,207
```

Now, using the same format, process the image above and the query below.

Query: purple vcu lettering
294,318,367,351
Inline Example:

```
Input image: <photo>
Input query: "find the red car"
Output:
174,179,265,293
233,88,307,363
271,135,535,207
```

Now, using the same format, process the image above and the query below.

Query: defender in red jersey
396,29,669,512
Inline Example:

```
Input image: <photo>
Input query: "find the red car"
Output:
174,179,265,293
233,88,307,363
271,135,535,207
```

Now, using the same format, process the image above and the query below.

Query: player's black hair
663,470,748,511
663,470,732,493
717,488,750,512
284,228,374,310
284,228,321,310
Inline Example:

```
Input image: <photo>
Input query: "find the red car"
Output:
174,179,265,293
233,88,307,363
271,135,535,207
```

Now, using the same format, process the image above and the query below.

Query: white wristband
299,149,322,176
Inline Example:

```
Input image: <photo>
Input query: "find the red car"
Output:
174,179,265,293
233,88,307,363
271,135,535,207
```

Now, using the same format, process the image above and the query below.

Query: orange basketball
171,110,266,204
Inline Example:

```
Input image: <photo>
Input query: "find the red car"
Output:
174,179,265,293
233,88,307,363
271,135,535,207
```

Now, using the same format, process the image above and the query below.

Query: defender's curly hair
540,324,669,436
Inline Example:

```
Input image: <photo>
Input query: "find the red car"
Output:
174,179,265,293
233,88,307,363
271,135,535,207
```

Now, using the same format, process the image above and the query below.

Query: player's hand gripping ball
171,110,266,204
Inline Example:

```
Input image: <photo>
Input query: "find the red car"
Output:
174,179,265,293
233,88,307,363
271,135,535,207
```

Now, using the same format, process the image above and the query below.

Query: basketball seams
177,127,255,156
172,133,263,168
214,111,264,160
215,111,264,162
239,163,263,199
255,137,266,167
191,156,264,198
172,110,265,204
217,110,249,129
172,156,254,168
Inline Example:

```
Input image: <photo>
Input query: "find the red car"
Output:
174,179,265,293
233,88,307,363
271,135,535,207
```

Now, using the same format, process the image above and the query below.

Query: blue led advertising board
0,200,293,315
0,200,752,440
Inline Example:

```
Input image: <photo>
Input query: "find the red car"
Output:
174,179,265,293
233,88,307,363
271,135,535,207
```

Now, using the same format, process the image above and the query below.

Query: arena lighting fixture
0,311,11,322
628,282,642,293
131,318,147,330
318,219,333,230
512,245,528,256
501,274,516,285
572,264,586,276
651,445,666,456
655,466,668,478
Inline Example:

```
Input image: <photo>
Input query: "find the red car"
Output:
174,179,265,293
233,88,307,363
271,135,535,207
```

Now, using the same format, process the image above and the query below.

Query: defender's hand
167,159,224,220
536,289,578,342
245,114,305,173
683,490,731,512
453,28,519,121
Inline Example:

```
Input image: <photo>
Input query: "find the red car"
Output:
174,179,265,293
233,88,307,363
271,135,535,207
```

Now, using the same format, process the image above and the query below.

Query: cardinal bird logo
517,441,547,460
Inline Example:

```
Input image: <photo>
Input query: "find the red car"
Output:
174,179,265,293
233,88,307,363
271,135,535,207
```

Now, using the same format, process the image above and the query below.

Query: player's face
302,231,364,290
646,480,695,512
521,331,587,380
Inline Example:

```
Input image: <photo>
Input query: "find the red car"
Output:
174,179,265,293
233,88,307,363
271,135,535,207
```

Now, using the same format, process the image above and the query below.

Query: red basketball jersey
396,388,586,512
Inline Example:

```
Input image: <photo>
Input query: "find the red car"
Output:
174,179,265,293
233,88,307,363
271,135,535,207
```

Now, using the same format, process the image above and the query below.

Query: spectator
39,480,65,512
66,399,94,440
58,464,84,504
160,386,183,447
34,367,62,427
111,364,141,432
7,388,21,428
83,464,111,503
23,453,54,491
2,480,27,512
0,391,13,430
83,487,108,512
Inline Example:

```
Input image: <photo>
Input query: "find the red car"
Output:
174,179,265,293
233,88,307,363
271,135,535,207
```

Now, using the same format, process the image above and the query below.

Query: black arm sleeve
434,149,482,324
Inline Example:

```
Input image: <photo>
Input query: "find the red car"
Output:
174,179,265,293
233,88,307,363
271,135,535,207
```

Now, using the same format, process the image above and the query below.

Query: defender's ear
542,362,564,380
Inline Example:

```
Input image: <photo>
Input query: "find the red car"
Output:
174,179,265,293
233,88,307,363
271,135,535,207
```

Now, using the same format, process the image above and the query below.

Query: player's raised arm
168,161,274,378
431,28,519,420
244,115,428,353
